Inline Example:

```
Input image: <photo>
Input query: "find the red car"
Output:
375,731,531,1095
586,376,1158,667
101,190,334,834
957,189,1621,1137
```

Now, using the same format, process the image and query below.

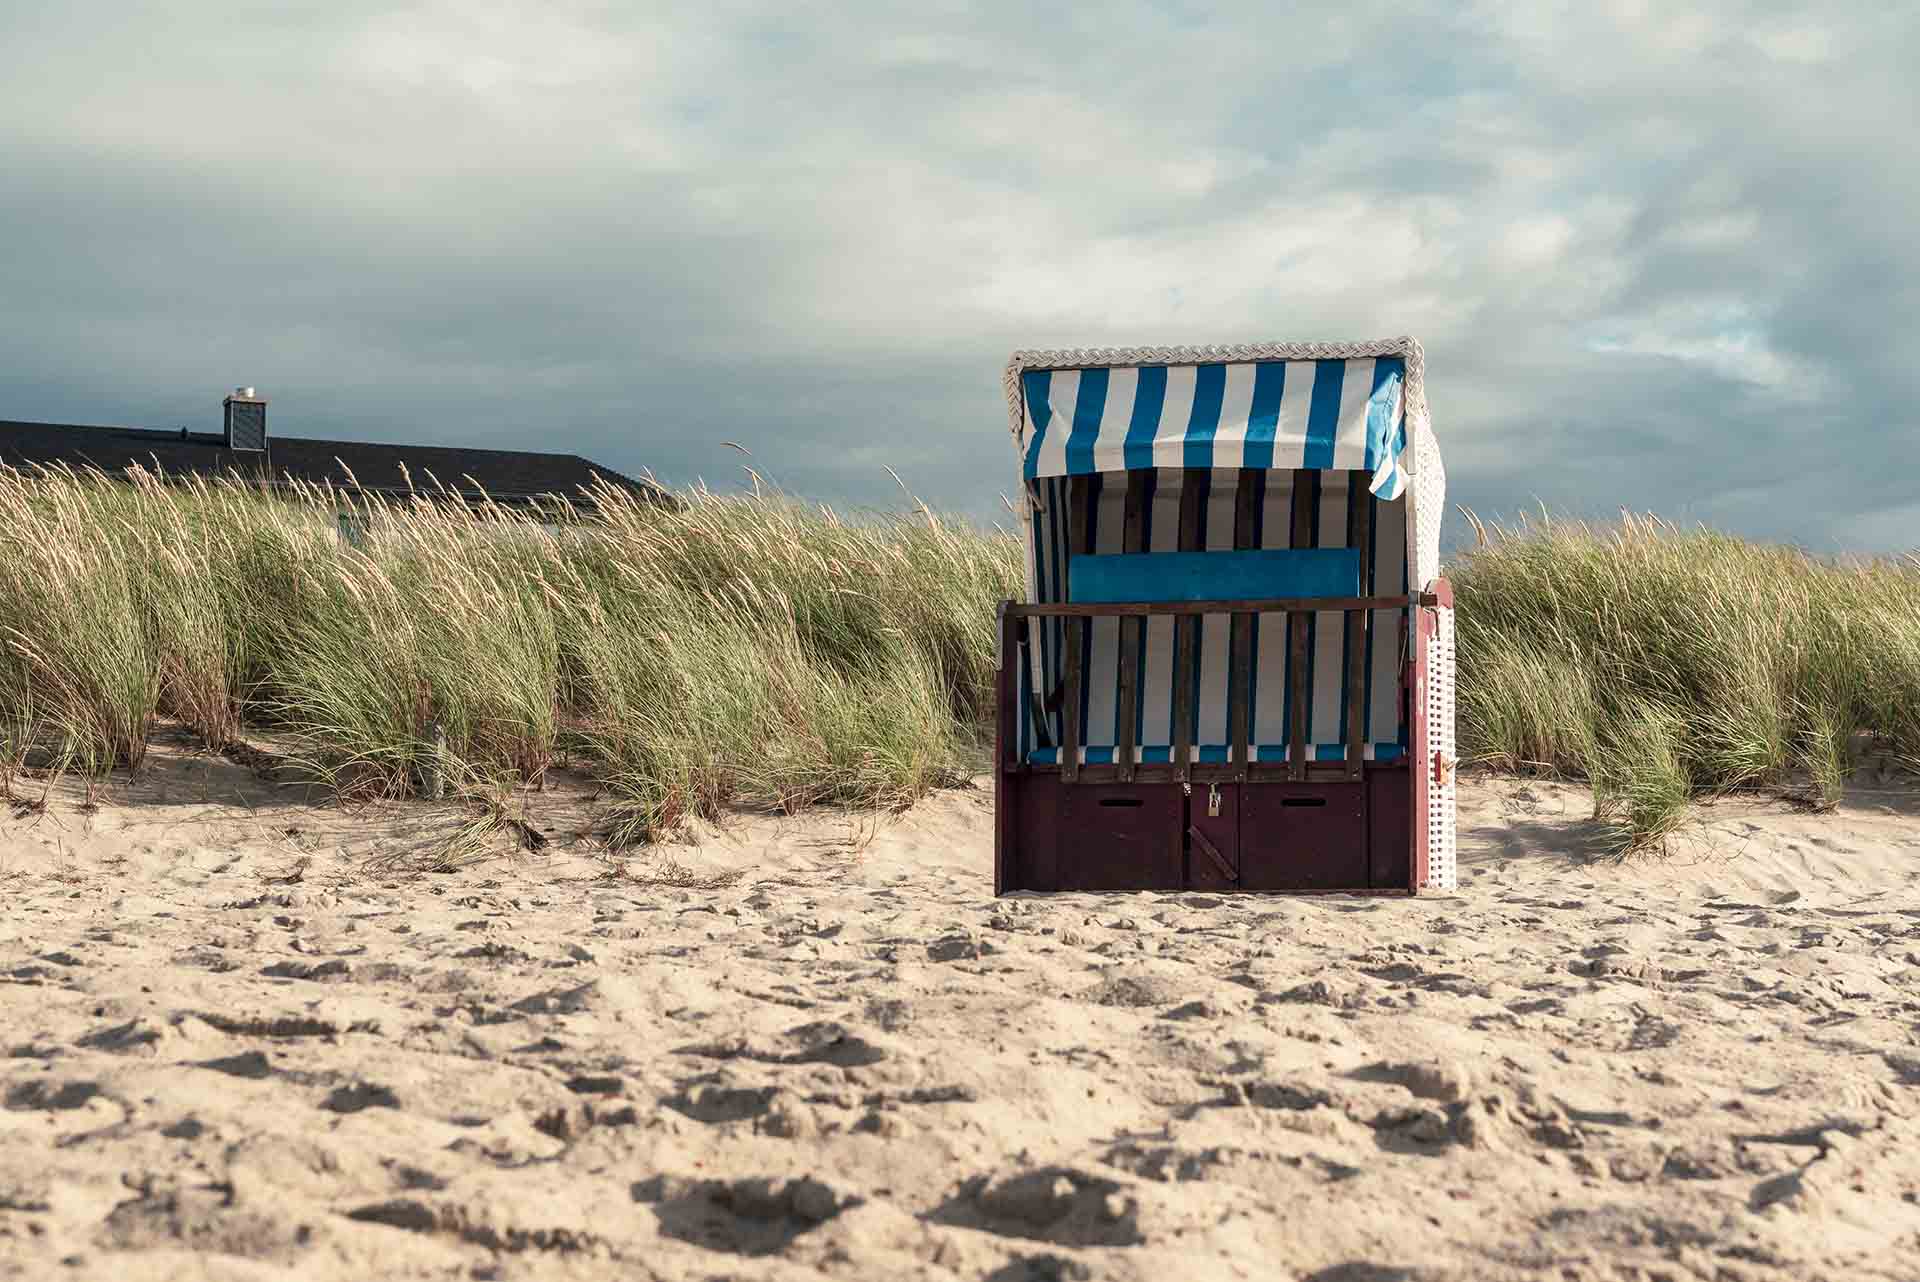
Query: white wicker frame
1424,606,1458,891
1407,377,1455,891
1003,335,1457,892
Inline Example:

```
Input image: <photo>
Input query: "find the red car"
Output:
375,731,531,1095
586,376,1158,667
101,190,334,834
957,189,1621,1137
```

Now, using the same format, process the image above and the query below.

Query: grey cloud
0,1,1915,550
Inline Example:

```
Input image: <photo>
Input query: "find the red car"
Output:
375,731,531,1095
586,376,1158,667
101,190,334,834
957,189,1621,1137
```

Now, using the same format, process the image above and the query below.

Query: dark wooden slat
1345,471,1374,782
1121,469,1148,560
1115,472,1147,783
1288,614,1310,781
1229,469,1258,782
1288,469,1315,782
997,602,1018,770
1290,468,1320,783
1170,470,1204,782
1234,469,1260,542
1227,628,1252,776
1008,595,1418,618
1060,477,1091,783
1061,623,1082,781
1168,646,1192,777
994,601,1015,895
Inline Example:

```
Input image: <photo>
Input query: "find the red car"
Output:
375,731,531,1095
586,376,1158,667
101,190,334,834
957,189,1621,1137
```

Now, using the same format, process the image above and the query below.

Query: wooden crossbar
1008,594,1423,618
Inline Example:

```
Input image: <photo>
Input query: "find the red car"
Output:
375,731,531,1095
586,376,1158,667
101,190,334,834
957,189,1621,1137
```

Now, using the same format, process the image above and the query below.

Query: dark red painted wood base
995,765,1414,895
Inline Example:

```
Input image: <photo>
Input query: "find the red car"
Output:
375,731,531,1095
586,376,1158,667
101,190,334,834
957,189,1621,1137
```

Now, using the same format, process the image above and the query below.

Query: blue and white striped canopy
1019,357,1408,499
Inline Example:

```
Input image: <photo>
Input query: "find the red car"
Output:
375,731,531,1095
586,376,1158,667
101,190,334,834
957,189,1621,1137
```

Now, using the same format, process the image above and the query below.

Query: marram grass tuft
0,463,1020,839
1453,511,1920,851
3,462,1908,856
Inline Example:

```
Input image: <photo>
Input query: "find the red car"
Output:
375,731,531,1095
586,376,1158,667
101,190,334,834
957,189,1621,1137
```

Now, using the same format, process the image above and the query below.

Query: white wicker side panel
1409,416,1445,592
1423,604,1458,891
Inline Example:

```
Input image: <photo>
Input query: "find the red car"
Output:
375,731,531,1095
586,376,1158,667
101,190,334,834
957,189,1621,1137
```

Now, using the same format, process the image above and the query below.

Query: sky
1,1,1915,552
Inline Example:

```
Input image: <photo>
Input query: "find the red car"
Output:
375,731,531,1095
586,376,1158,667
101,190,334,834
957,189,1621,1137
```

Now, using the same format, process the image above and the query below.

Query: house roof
0,418,669,508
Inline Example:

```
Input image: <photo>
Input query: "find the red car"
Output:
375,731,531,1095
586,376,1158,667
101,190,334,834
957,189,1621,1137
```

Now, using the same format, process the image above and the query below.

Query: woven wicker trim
1002,335,1429,460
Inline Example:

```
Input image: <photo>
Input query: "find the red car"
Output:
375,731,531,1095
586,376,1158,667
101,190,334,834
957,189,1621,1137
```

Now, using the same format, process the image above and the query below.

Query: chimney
223,386,267,451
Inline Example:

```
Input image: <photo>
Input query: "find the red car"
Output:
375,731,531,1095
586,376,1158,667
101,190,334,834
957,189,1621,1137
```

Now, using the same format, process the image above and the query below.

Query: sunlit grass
0,463,1021,838
1453,511,1920,851
6,459,1910,857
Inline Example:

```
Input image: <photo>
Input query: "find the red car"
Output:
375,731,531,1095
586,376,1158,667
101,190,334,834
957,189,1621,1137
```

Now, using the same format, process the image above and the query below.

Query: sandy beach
4,739,1919,1281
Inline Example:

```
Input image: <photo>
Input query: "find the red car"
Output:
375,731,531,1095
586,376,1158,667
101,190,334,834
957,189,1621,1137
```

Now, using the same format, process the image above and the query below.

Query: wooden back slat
1060,477,1091,781
1229,470,1258,781
1345,470,1374,780
1114,471,1148,782
1170,470,1205,782
1287,470,1314,781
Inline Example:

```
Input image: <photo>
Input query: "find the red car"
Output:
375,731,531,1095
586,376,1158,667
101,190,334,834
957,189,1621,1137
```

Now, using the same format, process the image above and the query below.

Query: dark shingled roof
0,418,669,508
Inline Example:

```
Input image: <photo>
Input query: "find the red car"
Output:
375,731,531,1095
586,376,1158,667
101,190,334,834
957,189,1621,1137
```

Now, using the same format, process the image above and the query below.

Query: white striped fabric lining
1018,358,1409,501
1018,469,1410,763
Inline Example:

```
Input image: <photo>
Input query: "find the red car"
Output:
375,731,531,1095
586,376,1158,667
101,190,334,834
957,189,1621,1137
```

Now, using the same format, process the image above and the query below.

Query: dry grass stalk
0,460,1018,846
1454,511,1920,851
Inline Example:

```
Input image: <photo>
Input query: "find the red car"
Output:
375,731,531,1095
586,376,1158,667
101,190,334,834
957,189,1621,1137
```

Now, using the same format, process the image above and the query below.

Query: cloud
0,1,1914,550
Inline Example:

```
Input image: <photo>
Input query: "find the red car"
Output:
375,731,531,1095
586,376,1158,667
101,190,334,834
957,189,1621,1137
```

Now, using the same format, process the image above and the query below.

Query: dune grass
1453,511,1920,850
2,460,1911,855
0,462,1020,839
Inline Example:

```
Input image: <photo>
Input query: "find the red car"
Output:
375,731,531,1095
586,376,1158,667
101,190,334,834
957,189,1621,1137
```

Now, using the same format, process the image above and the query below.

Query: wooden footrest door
1238,783,1367,891
1058,784,1183,891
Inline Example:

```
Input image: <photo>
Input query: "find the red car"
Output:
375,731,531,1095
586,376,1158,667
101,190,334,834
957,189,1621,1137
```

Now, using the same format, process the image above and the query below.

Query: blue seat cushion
1068,547,1362,604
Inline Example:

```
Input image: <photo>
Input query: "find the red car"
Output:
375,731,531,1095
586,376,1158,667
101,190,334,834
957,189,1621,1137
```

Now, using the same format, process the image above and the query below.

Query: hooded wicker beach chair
992,338,1457,894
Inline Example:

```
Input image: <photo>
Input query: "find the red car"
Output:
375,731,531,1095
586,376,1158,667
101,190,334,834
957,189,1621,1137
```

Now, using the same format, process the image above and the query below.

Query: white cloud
1588,328,1828,398
1749,20,1839,63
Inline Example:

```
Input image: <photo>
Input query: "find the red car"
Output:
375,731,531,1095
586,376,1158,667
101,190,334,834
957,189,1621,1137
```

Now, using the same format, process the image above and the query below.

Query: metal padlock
1207,783,1222,817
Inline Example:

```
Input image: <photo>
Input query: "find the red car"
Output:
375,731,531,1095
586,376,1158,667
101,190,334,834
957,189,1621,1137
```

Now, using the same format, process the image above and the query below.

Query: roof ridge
0,417,662,502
